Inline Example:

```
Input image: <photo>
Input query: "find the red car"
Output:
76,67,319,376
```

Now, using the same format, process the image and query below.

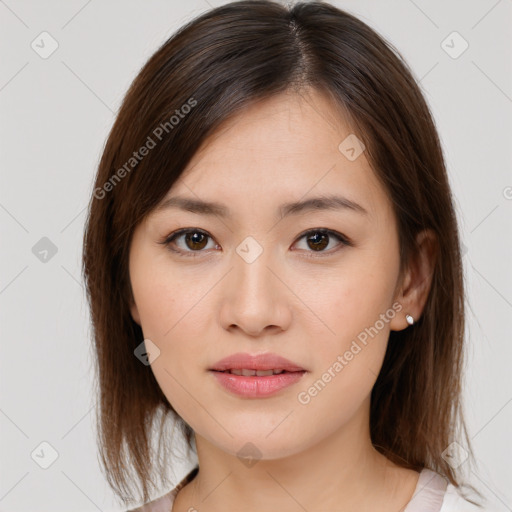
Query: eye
158,227,352,258
158,228,218,257
292,228,351,256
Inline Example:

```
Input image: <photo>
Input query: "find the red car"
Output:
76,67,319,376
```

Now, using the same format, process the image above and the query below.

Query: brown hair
82,0,481,507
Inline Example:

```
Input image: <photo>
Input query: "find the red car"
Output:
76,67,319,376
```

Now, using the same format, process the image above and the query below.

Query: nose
219,247,292,337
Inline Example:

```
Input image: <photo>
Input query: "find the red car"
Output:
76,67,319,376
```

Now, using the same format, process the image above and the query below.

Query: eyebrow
154,194,369,219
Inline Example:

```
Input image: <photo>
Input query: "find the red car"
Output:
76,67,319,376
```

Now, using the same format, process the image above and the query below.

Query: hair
82,0,481,508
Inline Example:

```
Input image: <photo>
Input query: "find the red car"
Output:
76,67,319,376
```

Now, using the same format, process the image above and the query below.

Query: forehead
163,89,391,223
187,89,352,167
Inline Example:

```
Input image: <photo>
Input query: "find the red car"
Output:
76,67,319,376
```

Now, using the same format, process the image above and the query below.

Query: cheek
300,260,397,341
294,281,391,428
130,254,211,340
130,270,175,340
295,254,398,391
130,262,211,415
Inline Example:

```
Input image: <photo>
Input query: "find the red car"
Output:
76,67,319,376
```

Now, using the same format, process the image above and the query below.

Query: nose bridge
221,234,290,335
233,234,275,298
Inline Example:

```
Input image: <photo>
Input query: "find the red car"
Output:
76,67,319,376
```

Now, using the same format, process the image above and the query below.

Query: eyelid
158,227,352,258
291,228,352,258
294,227,352,247
157,228,216,258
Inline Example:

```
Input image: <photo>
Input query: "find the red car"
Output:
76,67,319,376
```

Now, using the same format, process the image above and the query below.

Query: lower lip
210,370,306,398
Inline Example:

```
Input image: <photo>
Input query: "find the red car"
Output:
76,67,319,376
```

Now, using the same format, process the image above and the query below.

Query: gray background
1,0,511,510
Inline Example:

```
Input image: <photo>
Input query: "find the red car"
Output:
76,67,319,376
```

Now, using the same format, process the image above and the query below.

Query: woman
82,1,484,510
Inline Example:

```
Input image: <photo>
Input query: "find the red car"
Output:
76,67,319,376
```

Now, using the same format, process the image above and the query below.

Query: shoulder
406,468,486,512
439,484,484,512
126,491,174,512
126,465,199,512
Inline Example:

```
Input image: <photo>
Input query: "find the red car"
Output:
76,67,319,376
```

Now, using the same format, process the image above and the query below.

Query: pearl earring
405,314,415,326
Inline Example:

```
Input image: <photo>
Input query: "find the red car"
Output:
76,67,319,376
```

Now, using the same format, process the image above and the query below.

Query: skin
128,88,437,512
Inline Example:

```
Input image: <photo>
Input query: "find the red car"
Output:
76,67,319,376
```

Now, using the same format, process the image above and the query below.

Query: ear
390,229,438,331
129,297,141,326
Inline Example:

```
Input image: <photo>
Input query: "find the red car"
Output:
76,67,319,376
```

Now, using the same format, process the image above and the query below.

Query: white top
127,466,482,512
404,468,482,512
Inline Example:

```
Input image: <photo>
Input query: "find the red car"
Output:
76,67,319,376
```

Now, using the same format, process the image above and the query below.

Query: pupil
308,232,328,251
186,232,207,250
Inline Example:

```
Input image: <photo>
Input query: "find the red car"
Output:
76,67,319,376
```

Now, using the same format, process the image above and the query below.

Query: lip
210,371,306,398
209,352,307,398
210,352,306,372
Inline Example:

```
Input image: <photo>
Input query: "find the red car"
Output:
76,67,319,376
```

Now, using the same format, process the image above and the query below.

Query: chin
199,423,312,462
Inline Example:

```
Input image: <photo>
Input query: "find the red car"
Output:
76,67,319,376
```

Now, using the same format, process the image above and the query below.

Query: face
128,88,408,460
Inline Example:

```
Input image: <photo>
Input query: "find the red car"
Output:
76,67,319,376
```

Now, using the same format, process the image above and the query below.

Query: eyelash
157,228,352,259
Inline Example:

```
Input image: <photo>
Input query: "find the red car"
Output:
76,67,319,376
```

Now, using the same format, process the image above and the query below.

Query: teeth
255,369,274,376
224,369,286,376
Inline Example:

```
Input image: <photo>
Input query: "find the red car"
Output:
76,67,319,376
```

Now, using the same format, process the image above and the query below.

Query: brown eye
293,228,350,256
306,231,329,251
184,231,208,250
159,228,217,257
159,227,351,259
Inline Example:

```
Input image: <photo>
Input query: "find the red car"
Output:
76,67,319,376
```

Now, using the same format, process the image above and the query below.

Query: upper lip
210,352,306,372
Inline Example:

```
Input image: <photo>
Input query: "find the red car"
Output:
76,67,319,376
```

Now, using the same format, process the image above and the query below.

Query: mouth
209,352,307,397
212,368,303,376
209,352,306,373
209,368,306,398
